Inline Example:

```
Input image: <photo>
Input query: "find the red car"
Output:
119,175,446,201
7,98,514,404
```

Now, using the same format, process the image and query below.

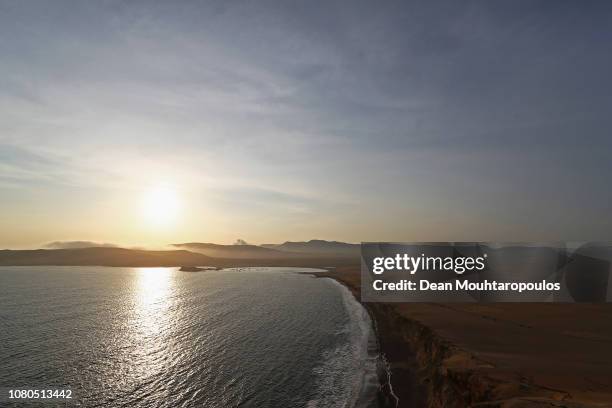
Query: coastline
325,278,382,408
307,266,612,408
304,268,428,408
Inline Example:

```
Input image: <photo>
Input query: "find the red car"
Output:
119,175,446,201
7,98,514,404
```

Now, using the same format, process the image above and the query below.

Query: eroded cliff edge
310,266,612,408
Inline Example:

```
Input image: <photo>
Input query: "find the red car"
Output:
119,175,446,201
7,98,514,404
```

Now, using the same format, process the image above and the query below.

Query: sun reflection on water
113,267,179,392
133,267,175,341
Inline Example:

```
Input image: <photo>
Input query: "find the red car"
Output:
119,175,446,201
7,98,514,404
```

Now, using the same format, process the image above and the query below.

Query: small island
179,266,215,272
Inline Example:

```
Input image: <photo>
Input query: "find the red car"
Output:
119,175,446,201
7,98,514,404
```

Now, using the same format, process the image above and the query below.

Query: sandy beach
317,266,612,408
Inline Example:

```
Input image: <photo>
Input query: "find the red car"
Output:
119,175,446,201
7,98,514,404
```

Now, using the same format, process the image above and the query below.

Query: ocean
0,266,380,407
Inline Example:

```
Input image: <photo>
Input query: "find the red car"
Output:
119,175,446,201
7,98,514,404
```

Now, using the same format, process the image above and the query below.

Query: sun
142,184,180,228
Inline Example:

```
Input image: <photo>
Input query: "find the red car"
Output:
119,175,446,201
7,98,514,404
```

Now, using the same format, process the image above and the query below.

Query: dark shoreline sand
311,266,612,408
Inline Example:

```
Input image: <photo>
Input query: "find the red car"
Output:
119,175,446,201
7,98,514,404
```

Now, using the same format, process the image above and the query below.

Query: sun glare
142,184,180,228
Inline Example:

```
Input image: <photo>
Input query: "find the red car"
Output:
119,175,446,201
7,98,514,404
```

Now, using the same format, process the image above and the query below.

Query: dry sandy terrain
324,266,612,408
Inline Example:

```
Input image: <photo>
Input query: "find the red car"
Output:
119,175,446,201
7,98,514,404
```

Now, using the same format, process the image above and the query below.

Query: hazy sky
1,1,612,248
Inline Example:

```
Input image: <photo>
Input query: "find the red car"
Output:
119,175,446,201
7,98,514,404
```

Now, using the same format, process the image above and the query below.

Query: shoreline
309,267,612,408
304,269,428,408
326,278,383,408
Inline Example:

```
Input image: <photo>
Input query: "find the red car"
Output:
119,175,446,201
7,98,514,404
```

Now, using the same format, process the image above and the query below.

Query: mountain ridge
0,247,213,267
261,239,360,255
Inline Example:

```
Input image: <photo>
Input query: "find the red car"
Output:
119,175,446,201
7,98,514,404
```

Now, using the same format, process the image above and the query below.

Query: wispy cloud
1,1,612,245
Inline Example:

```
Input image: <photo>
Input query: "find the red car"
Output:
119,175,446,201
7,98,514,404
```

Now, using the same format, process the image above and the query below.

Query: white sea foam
307,279,380,408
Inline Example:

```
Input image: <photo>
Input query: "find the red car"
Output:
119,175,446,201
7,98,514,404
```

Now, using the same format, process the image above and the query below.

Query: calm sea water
0,266,379,407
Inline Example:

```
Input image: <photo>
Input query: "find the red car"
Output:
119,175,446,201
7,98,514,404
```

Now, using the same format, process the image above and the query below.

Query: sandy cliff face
373,304,580,407
371,302,609,408
319,267,612,408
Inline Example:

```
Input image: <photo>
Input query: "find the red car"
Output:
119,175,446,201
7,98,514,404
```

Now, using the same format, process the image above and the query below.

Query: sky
1,1,612,248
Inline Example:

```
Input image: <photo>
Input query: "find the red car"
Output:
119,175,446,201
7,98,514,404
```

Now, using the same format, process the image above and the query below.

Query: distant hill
261,240,360,256
0,240,361,267
172,243,294,259
0,247,213,267
44,241,118,249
